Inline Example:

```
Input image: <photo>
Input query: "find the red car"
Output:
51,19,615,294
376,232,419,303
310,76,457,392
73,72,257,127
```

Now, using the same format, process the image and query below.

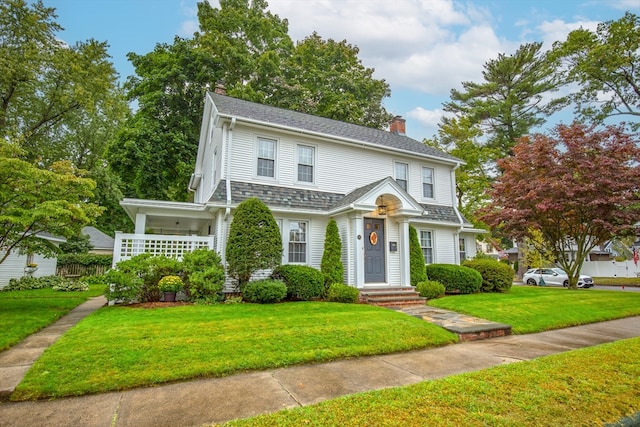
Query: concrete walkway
0,296,107,399
0,299,638,426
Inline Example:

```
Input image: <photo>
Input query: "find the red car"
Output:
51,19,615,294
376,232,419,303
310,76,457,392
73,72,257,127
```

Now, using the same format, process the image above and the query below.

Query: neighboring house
115,92,483,289
0,233,65,289
82,226,115,255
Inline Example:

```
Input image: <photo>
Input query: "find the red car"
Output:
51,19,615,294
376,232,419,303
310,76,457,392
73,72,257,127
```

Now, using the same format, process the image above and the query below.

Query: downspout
224,117,236,221
451,164,464,264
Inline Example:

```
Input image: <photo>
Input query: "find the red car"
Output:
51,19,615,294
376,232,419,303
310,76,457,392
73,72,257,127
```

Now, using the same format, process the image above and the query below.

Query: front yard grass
0,286,104,351
11,302,458,400
429,285,640,334
222,337,640,427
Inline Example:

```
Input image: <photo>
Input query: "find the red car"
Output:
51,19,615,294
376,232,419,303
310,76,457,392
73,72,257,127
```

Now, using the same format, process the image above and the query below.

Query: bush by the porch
104,253,181,303
242,279,287,303
181,249,225,302
326,283,360,303
416,280,445,299
425,264,482,294
463,258,514,293
272,265,324,300
226,198,282,289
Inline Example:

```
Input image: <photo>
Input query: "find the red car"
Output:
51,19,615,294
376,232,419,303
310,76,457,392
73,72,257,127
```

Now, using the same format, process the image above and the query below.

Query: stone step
360,287,426,308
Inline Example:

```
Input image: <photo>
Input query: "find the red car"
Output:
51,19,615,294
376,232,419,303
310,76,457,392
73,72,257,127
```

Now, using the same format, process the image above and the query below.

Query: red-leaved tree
482,122,640,288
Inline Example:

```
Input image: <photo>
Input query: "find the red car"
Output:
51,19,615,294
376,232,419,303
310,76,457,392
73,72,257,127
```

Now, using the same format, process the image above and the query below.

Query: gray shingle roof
210,180,464,226
210,93,461,163
419,204,461,223
210,181,344,211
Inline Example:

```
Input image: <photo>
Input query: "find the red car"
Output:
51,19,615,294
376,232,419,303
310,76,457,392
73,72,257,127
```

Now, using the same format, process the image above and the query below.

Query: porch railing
113,232,216,267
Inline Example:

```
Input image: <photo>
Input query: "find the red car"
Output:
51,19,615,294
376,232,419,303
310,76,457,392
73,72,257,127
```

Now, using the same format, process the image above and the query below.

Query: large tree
425,116,495,222
113,0,392,201
481,122,640,288
443,42,566,158
551,12,640,130
109,37,220,200
1,0,130,235
277,32,392,128
0,141,103,264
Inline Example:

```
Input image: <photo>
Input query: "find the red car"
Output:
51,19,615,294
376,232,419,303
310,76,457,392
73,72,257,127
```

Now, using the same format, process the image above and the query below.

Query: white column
399,218,410,286
134,213,146,234
354,214,364,288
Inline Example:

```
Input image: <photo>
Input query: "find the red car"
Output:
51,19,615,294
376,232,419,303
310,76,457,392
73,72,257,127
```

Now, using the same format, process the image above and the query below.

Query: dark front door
364,218,385,283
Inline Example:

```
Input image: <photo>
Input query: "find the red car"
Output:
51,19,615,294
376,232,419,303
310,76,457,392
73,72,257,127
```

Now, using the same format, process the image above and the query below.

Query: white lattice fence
113,233,216,266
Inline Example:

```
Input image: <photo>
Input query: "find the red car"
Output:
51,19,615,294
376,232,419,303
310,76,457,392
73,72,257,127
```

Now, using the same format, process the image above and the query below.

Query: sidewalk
0,300,638,426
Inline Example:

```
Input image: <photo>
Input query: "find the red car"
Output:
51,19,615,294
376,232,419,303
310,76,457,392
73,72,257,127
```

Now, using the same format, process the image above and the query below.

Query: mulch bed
125,301,193,309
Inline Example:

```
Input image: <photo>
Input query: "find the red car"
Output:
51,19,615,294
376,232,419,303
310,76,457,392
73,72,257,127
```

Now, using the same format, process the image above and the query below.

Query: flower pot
163,291,177,302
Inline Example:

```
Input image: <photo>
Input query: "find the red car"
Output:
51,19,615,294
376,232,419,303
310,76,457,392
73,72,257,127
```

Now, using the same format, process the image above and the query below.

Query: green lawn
11,302,458,400
429,285,640,334
0,286,105,351
222,337,640,427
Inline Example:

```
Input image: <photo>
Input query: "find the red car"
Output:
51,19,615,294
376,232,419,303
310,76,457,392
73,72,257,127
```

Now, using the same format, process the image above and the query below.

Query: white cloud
406,106,451,135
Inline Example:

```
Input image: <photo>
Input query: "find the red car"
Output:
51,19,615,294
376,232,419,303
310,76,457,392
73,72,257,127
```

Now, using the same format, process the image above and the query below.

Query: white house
115,92,483,289
0,233,65,289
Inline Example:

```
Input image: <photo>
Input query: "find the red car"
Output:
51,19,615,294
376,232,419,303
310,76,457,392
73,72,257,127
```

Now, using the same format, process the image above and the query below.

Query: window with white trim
297,145,314,183
422,167,434,198
288,221,307,263
420,230,433,264
395,162,408,191
257,138,276,178
459,238,467,262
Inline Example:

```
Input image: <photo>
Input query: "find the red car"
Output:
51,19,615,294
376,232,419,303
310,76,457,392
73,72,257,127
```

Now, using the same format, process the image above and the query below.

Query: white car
523,268,594,288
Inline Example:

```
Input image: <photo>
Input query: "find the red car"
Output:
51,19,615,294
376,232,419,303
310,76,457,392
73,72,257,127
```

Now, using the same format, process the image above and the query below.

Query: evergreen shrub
425,264,482,294
416,280,445,299
181,249,225,301
326,283,360,303
320,219,344,288
463,258,514,293
242,279,287,303
409,225,427,286
272,265,324,300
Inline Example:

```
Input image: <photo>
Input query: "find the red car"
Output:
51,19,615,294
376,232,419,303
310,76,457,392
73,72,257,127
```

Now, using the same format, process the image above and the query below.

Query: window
297,145,314,183
459,238,467,262
395,162,408,191
422,167,434,198
288,221,307,263
257,138,276,177
420,230,433,264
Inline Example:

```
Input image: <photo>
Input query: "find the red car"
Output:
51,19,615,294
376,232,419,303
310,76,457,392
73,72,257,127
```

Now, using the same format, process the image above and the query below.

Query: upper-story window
422,167,434,198
420,230,434,264
297,145,315,183
395,162,408,191
257,138,276,178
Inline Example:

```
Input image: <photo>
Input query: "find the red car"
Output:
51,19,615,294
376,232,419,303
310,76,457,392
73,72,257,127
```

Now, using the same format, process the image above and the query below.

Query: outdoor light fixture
377,196,387,215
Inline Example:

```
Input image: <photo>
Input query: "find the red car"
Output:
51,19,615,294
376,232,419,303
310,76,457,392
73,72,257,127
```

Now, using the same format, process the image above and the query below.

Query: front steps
359,286,426,308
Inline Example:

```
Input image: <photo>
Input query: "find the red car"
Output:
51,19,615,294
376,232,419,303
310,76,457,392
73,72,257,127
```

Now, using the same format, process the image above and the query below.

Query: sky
49,0,639,140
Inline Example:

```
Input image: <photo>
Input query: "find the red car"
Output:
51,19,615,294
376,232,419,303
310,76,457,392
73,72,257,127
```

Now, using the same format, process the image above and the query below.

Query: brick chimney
214,81,226,95
389,116,406,135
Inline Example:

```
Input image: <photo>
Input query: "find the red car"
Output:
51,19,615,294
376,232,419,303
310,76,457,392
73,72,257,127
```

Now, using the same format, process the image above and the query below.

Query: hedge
425,264,482,294
271,265,324,300
463,258,514,293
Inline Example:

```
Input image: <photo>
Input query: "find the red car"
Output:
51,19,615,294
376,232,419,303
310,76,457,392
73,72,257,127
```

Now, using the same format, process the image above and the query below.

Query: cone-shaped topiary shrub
321,219,344,289
226,198,282,289
409,225,427,286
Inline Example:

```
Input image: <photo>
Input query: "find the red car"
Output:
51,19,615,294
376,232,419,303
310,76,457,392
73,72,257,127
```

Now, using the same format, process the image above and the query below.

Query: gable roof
209,93,461,164
82,226,114,251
